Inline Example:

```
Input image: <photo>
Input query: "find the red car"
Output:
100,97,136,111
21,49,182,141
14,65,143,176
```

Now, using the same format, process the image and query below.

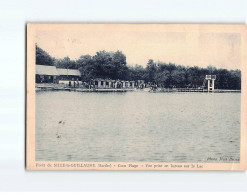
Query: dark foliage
35,44,55,66
150,62,241,90
36,45,241,89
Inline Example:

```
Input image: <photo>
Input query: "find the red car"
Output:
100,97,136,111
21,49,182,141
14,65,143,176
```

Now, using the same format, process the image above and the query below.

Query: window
101,81,104,85
106,82,109,86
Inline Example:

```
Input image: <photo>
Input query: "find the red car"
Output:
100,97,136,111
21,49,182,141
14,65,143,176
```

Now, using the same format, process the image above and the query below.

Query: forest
36,44,241,90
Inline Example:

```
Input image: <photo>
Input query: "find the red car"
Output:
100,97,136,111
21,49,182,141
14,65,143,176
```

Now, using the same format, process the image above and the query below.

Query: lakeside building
35,65,81,84
56,68,81,85
36,65,59,83
36,65,145,88
135,80,145,88
92,79,135,89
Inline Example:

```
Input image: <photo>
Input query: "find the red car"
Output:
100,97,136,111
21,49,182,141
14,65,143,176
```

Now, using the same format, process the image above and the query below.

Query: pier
35,84,134,92
155,88,241,93
36,85,240,93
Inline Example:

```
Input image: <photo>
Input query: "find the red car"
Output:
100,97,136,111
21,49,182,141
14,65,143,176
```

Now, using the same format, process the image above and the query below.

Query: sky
35,24,241,70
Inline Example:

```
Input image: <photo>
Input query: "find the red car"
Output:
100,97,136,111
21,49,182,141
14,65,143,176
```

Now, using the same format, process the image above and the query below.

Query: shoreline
35,87,135,93
35,85,241,93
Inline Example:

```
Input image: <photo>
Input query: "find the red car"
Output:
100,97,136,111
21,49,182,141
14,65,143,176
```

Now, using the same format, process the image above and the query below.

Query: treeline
36,44,241,89
145,59,241,90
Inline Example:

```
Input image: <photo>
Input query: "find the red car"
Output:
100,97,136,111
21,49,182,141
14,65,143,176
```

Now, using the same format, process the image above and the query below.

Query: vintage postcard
26,24,247,170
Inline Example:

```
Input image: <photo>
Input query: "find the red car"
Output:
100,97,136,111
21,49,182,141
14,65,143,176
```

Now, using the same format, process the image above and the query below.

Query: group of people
68,79,80,88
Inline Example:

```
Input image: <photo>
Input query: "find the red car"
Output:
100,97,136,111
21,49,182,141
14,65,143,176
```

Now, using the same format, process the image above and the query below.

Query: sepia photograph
26,24,247,170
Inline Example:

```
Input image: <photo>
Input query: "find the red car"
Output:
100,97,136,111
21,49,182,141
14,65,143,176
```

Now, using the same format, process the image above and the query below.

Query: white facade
93,79,135,89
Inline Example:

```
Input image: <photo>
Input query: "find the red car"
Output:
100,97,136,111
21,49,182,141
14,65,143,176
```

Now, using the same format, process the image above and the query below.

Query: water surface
36,91,240,163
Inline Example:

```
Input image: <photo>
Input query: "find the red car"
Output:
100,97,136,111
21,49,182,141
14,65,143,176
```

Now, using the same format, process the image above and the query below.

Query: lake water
36,91,240,163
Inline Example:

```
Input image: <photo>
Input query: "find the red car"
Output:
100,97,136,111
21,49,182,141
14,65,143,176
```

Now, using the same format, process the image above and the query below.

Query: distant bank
35,83,240,93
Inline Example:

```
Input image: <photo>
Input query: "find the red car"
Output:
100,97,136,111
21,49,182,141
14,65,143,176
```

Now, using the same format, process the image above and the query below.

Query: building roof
92,78,135,82
57,68,81,76
36,65,81,76
93,78,116,82
36,65,59,76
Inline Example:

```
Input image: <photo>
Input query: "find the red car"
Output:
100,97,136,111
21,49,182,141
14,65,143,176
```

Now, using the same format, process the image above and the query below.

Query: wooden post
207,80,210,92
212,79,215,91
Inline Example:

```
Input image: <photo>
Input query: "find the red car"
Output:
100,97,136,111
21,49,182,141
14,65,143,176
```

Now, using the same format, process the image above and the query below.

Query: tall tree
127,65,146,81
145,59,157,82
76,55,95,82
55,56,77,69
76,50,128,80
112,51,128,79
35,44,55,66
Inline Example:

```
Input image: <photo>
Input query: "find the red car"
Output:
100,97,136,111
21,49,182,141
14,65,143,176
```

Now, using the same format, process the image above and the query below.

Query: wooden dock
75,88,134,92
36,86,134,92
35,84,240,93
153,88,241,93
